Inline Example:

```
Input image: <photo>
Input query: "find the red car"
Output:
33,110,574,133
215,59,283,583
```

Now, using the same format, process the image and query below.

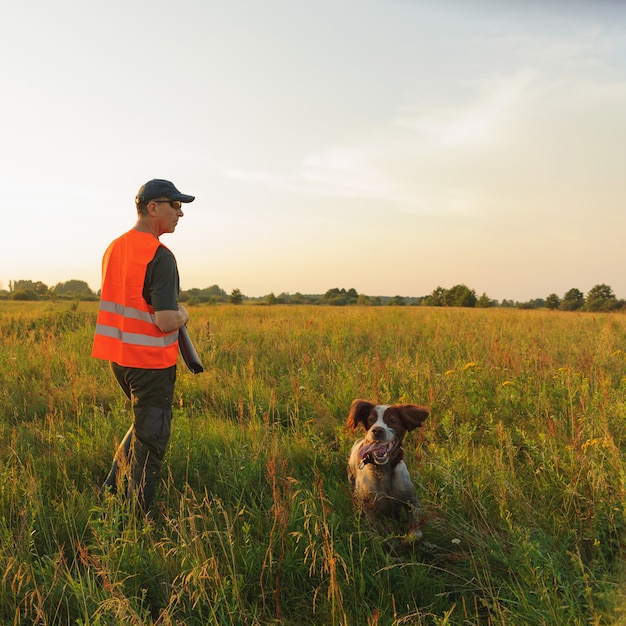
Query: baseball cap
136,179,195,204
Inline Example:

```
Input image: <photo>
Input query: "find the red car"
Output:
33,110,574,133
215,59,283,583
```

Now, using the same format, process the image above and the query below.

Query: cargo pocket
135,406,172,458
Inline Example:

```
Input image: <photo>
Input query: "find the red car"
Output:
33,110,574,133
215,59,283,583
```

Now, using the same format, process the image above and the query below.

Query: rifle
178,325,204,374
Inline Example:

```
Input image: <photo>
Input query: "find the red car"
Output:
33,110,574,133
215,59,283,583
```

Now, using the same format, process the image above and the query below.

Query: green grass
1,301,625,624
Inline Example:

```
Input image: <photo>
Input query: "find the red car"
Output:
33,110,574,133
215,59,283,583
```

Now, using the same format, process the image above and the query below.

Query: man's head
135,179,195,216
135,179,195,235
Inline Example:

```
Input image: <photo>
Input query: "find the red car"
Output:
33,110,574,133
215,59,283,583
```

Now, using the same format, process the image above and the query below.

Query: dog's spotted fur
346,399,429,539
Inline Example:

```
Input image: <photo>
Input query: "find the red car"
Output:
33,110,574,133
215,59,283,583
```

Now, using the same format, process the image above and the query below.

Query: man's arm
154,305,189,333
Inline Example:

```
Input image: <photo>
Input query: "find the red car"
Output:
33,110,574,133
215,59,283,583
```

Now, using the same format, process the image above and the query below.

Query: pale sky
2,0,625,301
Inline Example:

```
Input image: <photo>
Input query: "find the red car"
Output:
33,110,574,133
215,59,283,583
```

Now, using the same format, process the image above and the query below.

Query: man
92,178,194,514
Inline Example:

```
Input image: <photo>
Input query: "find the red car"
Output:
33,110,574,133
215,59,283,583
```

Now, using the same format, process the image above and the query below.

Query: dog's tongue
358,441,391,462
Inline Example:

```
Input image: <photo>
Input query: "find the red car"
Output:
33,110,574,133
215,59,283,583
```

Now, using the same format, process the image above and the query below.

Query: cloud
395,71,534,147
221,70,537,218
222,27,626,224
224,145,402,202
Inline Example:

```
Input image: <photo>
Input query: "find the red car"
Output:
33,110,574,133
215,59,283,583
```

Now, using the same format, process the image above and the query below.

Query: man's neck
134,218,159,239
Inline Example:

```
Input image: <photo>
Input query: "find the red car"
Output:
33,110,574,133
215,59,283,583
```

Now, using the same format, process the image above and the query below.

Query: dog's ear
346,399,375,430
396,405,429,431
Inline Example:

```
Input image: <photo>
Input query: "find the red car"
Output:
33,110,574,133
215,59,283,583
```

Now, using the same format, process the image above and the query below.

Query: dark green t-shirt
143,246,179,311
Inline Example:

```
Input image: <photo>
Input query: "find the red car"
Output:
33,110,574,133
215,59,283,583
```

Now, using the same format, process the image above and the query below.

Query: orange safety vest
92,229,179,368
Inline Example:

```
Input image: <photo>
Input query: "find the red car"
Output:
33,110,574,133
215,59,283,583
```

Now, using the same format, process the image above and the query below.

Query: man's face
151,199,184,234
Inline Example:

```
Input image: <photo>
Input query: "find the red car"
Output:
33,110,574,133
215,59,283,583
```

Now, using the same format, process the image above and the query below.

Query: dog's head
346,399,429,466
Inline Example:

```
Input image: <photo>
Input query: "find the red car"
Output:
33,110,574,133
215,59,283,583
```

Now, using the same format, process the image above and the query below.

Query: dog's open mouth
358,440,400,467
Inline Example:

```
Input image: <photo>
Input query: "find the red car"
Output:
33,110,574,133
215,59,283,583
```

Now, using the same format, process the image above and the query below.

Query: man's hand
154,305,189,333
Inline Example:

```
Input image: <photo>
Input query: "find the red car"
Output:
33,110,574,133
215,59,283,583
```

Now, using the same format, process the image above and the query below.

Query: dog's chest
353,463,412,517
355,463,396,497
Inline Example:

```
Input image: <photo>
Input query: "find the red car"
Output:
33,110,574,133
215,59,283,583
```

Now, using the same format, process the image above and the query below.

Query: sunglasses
153,199,182,210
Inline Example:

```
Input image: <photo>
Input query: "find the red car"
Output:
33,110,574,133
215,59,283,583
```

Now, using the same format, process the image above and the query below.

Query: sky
2,0,625,302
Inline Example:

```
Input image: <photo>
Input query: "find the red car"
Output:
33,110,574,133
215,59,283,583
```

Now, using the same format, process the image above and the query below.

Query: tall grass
0,301,625,624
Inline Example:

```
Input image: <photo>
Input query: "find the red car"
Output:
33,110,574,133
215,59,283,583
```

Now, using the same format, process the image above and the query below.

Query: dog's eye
367,414,377,425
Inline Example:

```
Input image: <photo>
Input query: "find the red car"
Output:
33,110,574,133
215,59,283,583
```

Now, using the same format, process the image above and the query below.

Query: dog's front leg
405,493,423,541
347,464,356,492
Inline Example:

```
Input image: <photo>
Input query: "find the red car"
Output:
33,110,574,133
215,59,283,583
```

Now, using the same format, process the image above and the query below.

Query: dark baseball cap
136,179,195,204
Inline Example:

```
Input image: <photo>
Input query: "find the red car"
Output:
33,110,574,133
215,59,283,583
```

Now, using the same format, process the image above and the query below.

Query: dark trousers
103,362,176,514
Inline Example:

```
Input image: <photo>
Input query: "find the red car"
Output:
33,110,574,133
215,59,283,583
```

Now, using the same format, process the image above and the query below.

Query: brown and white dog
346,399,429,540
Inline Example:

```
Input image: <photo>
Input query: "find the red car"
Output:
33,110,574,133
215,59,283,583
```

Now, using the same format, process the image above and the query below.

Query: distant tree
319,287,358,306
357,294,371,305
206,284,227,297
291,292,305,304
389,295,406,306
187,285,223,302
53,279,94,297
426,286,446,306
545,293,560,310
266,292,277,305
583,284,619,312
184,284,228,302
13,279,49,295
500,299,516,308
330,295,349,306
444,284,477,307
517,298,545,310
229,288,243,305
10,289,39,301
476,293,494,308
559,288,584,311
320,288,346,305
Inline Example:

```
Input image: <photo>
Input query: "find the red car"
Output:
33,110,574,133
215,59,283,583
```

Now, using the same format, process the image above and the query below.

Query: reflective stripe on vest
99,300,156,325
95,322,179,349
92,230,180,368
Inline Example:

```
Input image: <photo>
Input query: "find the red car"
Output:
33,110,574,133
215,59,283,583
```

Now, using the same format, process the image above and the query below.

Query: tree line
2,280,624,312
3,280,97,301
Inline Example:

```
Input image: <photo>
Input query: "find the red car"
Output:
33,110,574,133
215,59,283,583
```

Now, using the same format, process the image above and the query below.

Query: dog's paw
403,527,424,545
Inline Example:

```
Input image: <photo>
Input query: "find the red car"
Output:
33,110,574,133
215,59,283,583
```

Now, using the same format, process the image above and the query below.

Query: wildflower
444,369,456,376
501,381,515,387
582,438,601,454
463,362,478,370
451,538,461,545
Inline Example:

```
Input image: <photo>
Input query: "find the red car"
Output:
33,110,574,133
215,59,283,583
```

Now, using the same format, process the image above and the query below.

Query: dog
346,399,429,540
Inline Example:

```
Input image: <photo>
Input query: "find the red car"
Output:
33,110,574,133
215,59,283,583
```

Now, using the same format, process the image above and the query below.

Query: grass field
1,301,625,625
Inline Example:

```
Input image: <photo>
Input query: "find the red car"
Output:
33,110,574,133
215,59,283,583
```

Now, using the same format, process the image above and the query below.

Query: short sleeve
143,246,180,311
